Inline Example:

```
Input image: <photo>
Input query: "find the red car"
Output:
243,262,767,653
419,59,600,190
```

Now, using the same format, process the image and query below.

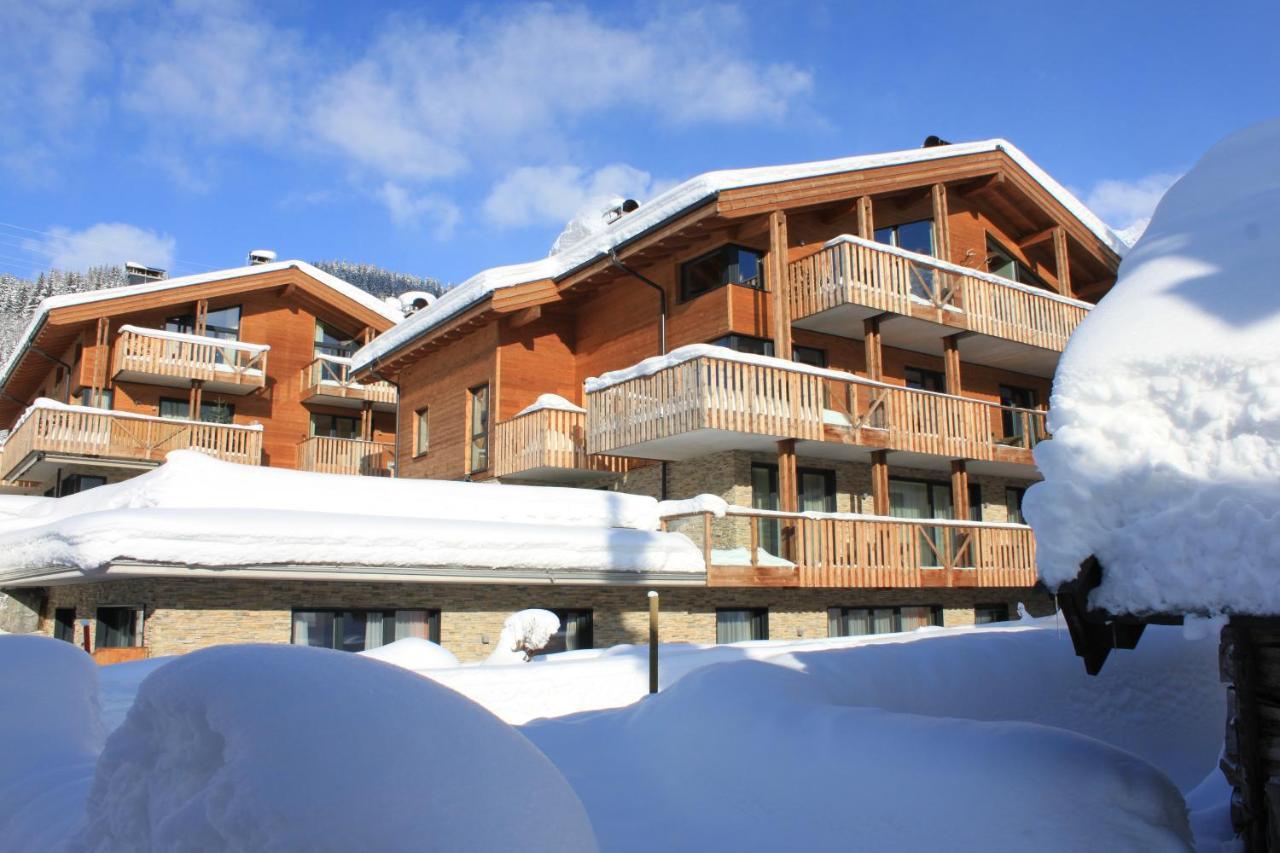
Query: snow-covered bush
485,609,561,664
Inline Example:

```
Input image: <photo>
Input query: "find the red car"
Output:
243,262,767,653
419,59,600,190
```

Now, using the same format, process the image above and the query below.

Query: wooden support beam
768,210,792,359
92,317,110,408
194,299,209,337
863,316,883,381
956,172,1004,198
950,460,970,521
188,380,203,415
777,438,799,561
361,402,374,441
892,186,932,210
1017,226,1057,249
943,335,963,395
818,198,862,225
931,183,952,263
870,450,890,516
857,196,874,240
1053,226,1073,298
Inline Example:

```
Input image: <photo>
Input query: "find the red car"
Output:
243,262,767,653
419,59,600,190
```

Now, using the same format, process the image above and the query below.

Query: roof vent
922,135,951,148
398,290,436,316
124,261,167,286
603,198,640,224
247,249,277,266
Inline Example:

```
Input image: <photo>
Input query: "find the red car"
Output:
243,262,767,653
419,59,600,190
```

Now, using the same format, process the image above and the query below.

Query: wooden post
931,184,951,263
1052,226,1073,298
92,318,110,407
188,380,203,415
80,619,91,654
950,460,970,520
863,316,883,381
194,299,209,337
870,450,889,515
768,210,792,359
647,590,659,694
856,196,874,240
943,335,963,395
778,438,799,561
360,402,374,441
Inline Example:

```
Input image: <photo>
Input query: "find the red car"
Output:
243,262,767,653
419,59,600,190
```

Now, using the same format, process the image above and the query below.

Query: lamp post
648,590,659,694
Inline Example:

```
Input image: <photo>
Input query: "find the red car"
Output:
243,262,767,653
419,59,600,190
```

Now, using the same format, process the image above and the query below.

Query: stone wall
35,577,1052,663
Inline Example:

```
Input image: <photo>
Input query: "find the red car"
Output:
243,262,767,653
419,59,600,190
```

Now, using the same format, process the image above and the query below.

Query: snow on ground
0,619,1227,851
1026,119,1280,616
357,637,460,670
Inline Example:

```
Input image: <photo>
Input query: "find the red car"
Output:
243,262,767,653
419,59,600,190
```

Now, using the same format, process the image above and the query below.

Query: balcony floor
114,368,263,396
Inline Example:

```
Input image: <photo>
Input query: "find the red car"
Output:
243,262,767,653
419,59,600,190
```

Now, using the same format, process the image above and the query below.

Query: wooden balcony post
943,335,963,395
91,318,111,407
950,459,970,520
768,210,792,359
194,299,209,337
863,316,883,381
188,380,203,414
870,450,889,515
856,196,874,239
1053,226,1073,298
930,184,951,263
360,402,373,441
778,438,799,560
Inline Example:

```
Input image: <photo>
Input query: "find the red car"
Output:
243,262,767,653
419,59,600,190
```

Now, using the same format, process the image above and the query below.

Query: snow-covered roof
0,260,403,394
0,451,705,585
1025,119,1280,617
352,139,1127,373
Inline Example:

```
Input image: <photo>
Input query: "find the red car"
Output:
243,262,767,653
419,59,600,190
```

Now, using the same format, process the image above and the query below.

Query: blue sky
1,0,1277,285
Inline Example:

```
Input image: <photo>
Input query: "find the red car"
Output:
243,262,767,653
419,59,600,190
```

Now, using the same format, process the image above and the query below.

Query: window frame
986,236,1052,291
53,608,77,643
468,383,491,474
905,366,946,393
1005,486,1027,524
679,243,766,302
311,412,361,440
827,604,943,637
536,608,595,655
974,603,1011,625
414,406,430,457
792,344,827,368
711,334,774,357
289,607,441,652
166,304,242,342
94,605,144,649
159,396,236,425
715,607,769,644
314,319,358,359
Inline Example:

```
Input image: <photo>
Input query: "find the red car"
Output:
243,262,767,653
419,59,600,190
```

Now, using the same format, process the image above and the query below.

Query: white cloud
1084,172,1181,236
24,223,176,272
377,183,461,238
483,164,669,229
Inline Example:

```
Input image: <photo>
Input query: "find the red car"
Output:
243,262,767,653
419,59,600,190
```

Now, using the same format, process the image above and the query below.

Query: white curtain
395,610,428,640
363,612,384,650
717,610,753,644
292,612,311,646
899,606,935,631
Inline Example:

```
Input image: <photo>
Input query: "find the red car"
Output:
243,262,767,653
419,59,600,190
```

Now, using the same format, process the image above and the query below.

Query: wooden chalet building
0,258,404,495
349,137,1127,640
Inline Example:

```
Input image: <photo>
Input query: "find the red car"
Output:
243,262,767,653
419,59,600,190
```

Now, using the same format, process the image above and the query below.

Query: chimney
247,249,277,266
125,261,167,286
603,199,640,225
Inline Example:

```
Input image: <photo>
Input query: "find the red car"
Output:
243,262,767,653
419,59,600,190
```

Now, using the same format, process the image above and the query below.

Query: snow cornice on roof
351,139,1126,374
0,261,403,394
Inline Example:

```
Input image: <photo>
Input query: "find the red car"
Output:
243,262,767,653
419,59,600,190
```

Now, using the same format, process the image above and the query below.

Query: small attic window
680,245,764,301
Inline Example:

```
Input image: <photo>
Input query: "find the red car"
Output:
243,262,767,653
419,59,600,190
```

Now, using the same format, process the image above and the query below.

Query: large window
159,397,236,424
875,219,934,256
792,345,827,368
975,603,1011,625
716,608,768,643
751,463,835,556
77,387,113,410
712,334,774,357
414,407,430,456
95,606,143,649
681,244,765,301
315,320,358,359
905,366,945,393
47,474,106,498
828,605,942,637
54,608,76,643
999,384,1039,444
166,305,241,341
986,238,1051,291
469,384,490,473
312,413,360,440
291,608,440,652
1005,487,1026,524
890,477,982,567
537,609,594,655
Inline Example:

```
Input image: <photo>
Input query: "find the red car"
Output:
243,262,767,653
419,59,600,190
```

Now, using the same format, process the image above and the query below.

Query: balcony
585,348,1046,473
297,436,393,477
661,506,1037,589
112,326,268,394
789,236,1091,377
493,405,635,482
0,402,263,482
299,356,396,411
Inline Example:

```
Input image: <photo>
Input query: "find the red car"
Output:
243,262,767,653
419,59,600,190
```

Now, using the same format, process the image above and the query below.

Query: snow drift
1025,119,1280,616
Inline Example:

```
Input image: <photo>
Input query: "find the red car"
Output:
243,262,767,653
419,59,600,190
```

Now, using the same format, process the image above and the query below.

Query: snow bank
1026,119,1280,616
77,645,596,851
526,660,1192,852
0,637,102,850
359,637,459,670
514,393,586,416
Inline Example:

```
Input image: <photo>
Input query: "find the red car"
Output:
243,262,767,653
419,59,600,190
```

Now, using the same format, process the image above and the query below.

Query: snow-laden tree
484,610,562,664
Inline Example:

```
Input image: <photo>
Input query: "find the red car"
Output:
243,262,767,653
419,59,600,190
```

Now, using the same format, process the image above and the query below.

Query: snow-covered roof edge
0,261,403,395
351,139,1127,373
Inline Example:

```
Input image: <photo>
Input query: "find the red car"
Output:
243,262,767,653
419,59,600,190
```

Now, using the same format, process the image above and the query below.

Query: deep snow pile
0,451,705,579
1026,119,1280,616
358,637,460,670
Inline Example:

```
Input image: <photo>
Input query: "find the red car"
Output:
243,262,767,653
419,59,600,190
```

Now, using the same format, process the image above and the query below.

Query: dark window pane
681,245,765,301
975,603,1010,625
95,607,139,648
470,384,490,472
793,345,826,368
713,335,774,357
716,608,768,643
312,413,359,439
751,464,780,556
159,398,190,420
905,367,945,393
200,401,235,425
54,608,76,643
315,320,357,358
1006,487,1026,524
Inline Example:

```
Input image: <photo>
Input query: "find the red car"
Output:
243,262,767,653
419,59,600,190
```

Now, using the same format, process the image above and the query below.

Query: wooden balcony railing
493,407,633,479
661,507,1037,589
789,235,1091,351
0,403,263,480
297,436,393,477
585,348,1045,461
587,352,825,456
299,356,397,408
112,325,268,390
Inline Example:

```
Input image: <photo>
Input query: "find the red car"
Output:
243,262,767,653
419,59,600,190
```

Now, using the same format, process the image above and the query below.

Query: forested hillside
0,262,444,361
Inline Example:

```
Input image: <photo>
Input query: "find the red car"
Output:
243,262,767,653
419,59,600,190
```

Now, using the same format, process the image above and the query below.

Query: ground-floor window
290,608,440,652
538,609,594,655
54,608,76,643
827,605,942,637
716,608,768,643
95,606,144,648
46,473,107,497
974,603,1011,625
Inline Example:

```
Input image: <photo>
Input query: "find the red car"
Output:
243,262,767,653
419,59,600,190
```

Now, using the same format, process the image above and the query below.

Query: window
680,244,765,301
975,603,1011,625
712,334,774,357
875,219,934,256
315,320,358,359
95,606,143,649
55,474,106,496
716,608,768,643
166,305,241,341
889,477,982,566
291,608,440,652
1005,487,1026,524
54,608,76,643
160,397,236,424
986,238,1051,291
414,407,430,455
312,413,360,440
999,384,1039,444
905,366,945,393
752,464,835,556
469,384,490,473
538,609,594,655
828,605,942,637
77,387,113,410
792,345,827,368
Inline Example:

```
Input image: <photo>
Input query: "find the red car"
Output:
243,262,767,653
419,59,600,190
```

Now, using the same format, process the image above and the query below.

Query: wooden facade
0,264,399,493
